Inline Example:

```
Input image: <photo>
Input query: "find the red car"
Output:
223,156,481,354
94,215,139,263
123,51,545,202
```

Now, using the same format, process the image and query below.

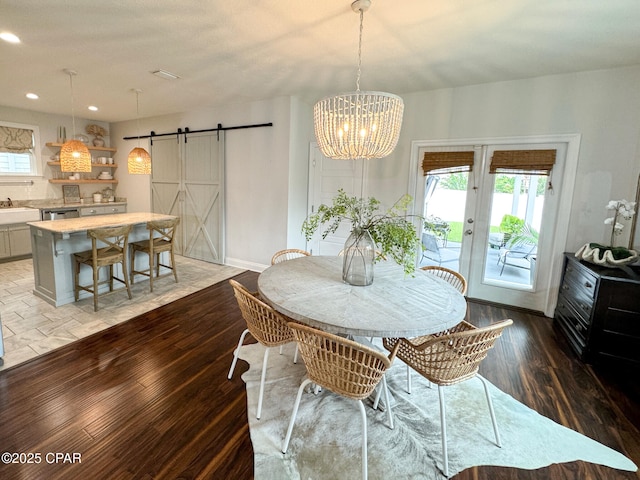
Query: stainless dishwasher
40,207,81,221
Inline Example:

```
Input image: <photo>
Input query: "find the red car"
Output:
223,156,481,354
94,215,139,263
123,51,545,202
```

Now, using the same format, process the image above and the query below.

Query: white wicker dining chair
227,279,297,420
282,322,400,480
383,319,513,477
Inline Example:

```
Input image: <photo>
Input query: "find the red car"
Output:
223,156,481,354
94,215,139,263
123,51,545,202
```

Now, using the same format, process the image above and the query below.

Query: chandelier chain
356,8,364,92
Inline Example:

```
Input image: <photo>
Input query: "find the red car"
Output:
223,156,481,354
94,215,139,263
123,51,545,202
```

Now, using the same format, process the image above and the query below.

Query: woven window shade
422,151,474,175
490,149,556,175
0,126,34,153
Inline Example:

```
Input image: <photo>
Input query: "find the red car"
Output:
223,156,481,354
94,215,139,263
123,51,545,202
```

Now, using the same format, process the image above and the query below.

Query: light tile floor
0,256,243,372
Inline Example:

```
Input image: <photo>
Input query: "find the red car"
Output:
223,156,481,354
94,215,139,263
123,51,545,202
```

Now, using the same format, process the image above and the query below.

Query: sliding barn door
151,132,225,264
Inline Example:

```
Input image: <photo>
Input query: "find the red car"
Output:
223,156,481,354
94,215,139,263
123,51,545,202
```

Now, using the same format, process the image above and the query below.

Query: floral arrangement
604,199,636,246
576,198,638,265
302,189,421,274
85,124,107,137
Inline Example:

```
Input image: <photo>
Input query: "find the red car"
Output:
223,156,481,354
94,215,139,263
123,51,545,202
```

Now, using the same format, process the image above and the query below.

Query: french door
410,135,579,315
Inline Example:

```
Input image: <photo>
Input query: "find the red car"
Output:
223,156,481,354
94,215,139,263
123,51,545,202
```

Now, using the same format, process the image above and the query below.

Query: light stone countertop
27,212,177,234
258,256,467,338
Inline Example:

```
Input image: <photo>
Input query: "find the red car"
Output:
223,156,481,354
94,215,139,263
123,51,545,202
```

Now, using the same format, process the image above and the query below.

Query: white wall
368,65,640,253
110,96,313,271
4,64,640,271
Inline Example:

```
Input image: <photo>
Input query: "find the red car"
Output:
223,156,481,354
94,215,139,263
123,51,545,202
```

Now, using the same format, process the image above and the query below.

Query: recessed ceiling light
88,105,98,111
152,69,180,80
26,93,39,100
0,32,20,44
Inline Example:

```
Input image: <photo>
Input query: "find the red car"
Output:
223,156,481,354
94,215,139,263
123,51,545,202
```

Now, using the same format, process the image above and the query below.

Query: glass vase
342,228,375,286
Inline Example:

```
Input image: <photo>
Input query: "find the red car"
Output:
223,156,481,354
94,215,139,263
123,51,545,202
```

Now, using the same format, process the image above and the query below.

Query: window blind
422,151,474,175
0,126,34,153
489,149,556,175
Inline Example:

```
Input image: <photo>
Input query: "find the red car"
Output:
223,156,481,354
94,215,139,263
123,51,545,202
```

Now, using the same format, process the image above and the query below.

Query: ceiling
2,0,640,123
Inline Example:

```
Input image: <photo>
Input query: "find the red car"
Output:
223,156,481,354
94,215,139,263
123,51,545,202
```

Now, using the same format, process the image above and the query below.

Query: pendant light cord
68,72,77,137
135,90,142,148
355,9,364,92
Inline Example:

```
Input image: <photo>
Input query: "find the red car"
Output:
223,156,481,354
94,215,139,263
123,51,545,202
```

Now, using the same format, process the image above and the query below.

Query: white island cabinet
28,212,178,307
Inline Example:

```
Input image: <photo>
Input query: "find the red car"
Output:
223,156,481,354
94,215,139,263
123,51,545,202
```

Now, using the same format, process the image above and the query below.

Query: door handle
464,229,473,235
467,218,474,224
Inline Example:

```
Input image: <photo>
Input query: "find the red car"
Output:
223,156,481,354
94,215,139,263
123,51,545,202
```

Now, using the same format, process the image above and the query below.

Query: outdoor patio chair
497,243,537,275
421,232,442,264
383,319,513,477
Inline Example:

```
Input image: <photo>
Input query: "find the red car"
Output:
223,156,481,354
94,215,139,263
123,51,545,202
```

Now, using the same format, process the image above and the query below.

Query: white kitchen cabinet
0,223,32,259
80,204,127,217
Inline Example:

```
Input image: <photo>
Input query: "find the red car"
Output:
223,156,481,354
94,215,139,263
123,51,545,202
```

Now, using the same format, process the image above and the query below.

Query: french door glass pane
483,173,545,288
419,172,468,270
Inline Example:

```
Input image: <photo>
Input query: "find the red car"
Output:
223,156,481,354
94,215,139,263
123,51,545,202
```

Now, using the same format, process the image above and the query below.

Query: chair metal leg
437,385,449,477
256,346,270,420
477,375,502,447
227,329,250,379
406,364,412,394
357,399,369,480
282,378,313,454
293,344,298,364
381,374,394,430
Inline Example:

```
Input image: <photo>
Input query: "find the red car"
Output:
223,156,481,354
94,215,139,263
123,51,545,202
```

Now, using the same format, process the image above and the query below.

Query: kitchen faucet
7,198,13,207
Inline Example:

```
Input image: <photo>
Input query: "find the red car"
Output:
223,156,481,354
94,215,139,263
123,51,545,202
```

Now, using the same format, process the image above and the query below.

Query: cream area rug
238,341,638,479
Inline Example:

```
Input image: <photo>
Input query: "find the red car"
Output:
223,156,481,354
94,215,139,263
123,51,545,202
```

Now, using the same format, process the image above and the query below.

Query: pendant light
127,89,152,175
314,0,404,160
59,69,91,172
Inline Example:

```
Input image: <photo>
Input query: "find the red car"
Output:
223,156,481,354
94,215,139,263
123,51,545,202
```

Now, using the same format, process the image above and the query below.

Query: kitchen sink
0,207,41,225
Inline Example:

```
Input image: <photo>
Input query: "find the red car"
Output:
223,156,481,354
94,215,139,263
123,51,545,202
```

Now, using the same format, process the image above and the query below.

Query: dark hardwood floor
0,270,638,479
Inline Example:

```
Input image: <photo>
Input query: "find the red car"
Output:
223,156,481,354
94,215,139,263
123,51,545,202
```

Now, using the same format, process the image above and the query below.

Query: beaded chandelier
314,0,404,160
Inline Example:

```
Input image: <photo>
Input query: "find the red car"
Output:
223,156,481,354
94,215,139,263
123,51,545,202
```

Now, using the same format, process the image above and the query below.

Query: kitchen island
28,212,178,307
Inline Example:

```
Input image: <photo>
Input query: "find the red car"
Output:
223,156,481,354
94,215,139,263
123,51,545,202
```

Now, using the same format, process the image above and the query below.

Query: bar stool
129,217,179,292
73,224,133,312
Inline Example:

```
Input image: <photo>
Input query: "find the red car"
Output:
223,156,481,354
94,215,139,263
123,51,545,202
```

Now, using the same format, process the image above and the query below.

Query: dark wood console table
554,253,640,366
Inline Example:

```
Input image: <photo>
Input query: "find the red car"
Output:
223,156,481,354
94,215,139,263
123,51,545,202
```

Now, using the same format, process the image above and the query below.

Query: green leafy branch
302,189,422,274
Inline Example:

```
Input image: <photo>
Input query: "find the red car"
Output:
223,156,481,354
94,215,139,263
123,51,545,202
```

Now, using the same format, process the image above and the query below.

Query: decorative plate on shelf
74,134,89,144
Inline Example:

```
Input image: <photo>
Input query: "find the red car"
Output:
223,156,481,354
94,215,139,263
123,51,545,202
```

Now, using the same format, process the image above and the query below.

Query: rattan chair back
420,266,467,295
229,279,294,347
383,319,512,386
289,322,398,401
271,248,310,265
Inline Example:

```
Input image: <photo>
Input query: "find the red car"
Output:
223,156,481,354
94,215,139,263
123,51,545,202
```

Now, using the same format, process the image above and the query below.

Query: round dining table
257,256,467,338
